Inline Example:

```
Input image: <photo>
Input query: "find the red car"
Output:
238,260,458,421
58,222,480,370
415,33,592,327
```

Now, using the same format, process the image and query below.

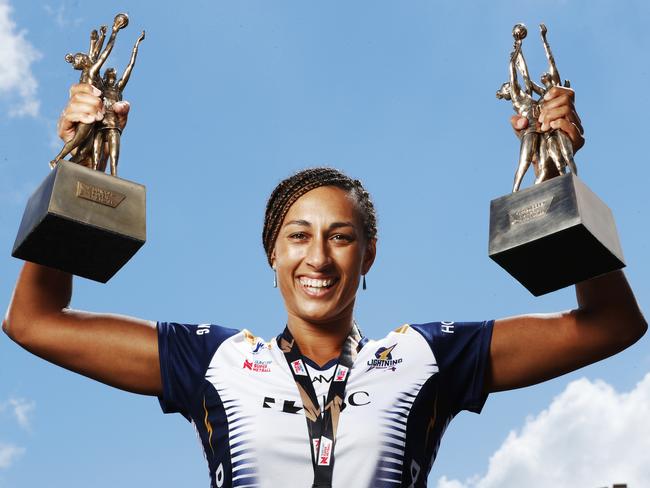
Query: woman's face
272,186,376,327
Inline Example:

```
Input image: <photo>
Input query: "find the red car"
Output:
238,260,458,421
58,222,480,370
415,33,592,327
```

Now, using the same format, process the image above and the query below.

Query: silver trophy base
12,161,146,283
488,173,625,296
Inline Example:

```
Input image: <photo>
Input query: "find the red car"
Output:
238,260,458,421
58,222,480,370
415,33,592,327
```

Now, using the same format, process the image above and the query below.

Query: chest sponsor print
242,358,272,373
262,391,371,415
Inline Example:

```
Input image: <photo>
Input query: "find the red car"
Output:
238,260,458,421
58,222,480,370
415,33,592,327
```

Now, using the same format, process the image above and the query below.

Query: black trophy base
12,161,146,283
488,173,625,296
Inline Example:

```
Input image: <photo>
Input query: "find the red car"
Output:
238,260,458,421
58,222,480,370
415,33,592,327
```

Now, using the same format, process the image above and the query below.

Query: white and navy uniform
157,320,493,488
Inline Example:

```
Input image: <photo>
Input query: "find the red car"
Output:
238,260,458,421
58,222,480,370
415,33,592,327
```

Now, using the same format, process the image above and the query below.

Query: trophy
12,14,146,283
489,23,624,296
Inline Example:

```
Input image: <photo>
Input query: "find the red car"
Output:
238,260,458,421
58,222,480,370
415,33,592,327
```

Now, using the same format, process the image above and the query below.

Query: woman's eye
289,232,307,240
331,234,352,242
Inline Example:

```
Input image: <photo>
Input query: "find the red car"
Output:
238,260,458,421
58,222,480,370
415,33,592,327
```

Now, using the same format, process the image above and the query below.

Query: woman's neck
286,315,354,367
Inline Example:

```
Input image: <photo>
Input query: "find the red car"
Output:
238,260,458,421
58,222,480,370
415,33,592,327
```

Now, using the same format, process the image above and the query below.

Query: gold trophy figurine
12,13,147,283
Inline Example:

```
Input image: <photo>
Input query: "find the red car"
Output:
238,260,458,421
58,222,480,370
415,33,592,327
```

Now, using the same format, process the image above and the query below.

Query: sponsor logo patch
317,436,333,466
366,344,403,372
291,359,308,376
334,365,349,382
242,359,272,373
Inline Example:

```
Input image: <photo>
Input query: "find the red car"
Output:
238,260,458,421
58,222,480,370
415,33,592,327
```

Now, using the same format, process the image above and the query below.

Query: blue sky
1,1,649,487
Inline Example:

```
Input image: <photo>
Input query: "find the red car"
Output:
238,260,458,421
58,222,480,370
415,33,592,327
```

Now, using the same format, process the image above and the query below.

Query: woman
3,84,646,488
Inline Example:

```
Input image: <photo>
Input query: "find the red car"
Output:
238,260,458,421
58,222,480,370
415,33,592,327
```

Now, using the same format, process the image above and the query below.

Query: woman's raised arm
3,82,157,395
486,270,646,392
3,262,161,395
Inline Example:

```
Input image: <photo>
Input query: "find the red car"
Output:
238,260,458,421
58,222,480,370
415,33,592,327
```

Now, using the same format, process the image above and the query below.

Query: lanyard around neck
277,324,362,488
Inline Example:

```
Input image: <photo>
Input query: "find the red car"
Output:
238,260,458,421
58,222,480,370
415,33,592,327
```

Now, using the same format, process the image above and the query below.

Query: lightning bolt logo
376,344,396,361
203,396,215,456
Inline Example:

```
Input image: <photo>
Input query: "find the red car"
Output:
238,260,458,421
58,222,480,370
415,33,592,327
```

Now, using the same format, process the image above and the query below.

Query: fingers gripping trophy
12,13,147,283
496,24,577,193
489,23,625,296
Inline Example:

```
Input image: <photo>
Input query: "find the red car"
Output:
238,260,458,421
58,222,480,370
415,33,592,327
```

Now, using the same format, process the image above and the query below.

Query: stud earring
362,274,367,290
273,268,277,288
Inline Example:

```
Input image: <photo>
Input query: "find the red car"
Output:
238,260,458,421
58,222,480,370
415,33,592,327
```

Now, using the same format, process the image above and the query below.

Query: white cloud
7,398,34,431
436,478,470,488
0,443,24,469
0,0,41,117
0,397,35,431
437,373,650,488
0,397,32,470
43,4,83,29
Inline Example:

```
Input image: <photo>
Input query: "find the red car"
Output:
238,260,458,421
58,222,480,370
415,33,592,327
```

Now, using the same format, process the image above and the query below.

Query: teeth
300,277,334,288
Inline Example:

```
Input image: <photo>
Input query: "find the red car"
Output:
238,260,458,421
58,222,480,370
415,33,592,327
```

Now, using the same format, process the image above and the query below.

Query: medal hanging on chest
278,325,363,488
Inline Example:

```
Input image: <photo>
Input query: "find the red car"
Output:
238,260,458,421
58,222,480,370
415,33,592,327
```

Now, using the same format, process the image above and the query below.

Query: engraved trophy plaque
490,23,624,296
12,13,146,283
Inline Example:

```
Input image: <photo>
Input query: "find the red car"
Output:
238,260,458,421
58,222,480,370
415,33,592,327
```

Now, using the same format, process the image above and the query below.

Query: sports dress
157,320,493,488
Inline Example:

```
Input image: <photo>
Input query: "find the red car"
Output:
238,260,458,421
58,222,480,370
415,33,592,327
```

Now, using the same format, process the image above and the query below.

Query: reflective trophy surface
489,23,624,296
12,13,146,283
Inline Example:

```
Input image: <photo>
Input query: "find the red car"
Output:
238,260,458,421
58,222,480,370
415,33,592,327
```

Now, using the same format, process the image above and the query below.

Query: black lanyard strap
278,324,362,488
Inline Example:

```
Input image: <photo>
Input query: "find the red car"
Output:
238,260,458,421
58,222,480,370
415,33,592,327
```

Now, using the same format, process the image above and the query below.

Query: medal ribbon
278,324,362,488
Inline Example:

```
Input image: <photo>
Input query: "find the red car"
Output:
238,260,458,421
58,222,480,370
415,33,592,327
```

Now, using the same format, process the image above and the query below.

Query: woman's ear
362,238,377,275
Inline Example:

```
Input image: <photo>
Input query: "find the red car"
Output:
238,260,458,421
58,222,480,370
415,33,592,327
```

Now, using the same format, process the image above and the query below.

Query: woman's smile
298,276,339,297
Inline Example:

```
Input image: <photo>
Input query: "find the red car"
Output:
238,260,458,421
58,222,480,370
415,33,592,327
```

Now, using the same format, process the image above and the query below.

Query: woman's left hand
510,86,585,152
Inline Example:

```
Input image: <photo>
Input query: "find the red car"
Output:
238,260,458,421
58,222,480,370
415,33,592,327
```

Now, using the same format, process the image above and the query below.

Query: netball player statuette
12,13,146,283
489,23,625,296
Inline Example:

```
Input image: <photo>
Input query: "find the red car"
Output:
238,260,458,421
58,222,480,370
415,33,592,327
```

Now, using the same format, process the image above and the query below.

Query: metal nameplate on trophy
490,23,624,296
12,13,146,283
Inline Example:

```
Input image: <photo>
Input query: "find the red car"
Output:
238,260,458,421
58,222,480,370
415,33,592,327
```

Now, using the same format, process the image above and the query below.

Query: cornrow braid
263,167,378,266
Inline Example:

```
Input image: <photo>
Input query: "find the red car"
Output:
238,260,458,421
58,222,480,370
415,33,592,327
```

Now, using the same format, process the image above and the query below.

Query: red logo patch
334,365,349,382
291,359,307,376
317,437,333,466
242,359,272,373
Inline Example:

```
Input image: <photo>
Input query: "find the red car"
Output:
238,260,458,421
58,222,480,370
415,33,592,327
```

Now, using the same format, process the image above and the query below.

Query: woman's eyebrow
329,221,356,230
283,220,356,229
283,219,311,227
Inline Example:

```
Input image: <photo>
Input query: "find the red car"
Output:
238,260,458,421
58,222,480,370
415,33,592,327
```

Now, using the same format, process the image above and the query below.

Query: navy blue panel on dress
188,381,234,488
157,322,239,419
411,320,494,414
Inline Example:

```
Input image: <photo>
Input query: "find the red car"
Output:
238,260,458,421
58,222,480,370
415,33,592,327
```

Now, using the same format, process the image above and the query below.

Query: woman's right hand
57,83,131,142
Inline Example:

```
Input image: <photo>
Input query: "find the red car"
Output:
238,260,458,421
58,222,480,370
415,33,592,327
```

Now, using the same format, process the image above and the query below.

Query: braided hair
262,167,377,266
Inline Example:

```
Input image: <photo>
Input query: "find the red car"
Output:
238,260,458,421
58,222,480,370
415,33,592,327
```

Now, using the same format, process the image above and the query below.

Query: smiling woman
265,171,377,365
2,85,647,488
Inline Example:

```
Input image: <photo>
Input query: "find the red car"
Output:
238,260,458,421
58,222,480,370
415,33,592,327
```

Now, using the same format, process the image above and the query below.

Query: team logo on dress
242,358,272,373
251,340,266,354
334,365,349,382
291,359,308,376
366,344,403,372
